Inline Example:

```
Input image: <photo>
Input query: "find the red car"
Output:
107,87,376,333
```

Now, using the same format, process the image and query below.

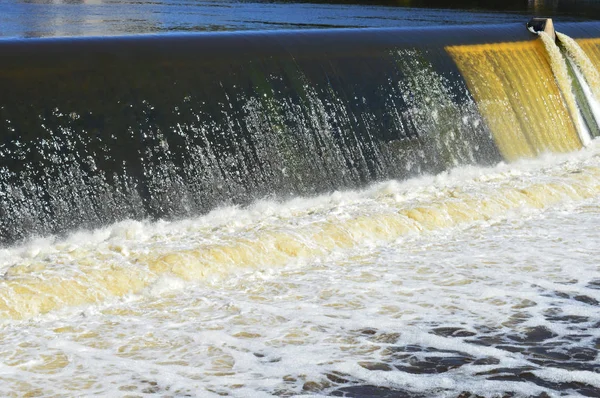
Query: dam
2,22,600,243
1,11,600,397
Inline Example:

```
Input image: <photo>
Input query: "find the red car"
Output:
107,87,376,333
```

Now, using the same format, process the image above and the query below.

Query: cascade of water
0,28,508,245
538,31,592,146
447,39,582,160
557,32,600,99
556,31,600,137
2,24,599,245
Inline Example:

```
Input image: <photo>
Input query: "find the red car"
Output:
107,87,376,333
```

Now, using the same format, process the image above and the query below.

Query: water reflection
3,0,163,38
0,0,598,39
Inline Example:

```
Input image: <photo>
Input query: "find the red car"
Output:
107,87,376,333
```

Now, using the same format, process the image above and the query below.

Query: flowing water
447,38,582,160
1,0,598,39
2,2,600,397
1,143,600,397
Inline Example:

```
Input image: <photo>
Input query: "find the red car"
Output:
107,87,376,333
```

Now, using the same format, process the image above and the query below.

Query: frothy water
539,31,591,145
557,31,600,136
0,141,599,396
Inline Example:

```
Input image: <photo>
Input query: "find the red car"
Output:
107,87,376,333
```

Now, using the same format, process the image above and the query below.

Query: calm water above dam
1,1,600,397
1,0,599,39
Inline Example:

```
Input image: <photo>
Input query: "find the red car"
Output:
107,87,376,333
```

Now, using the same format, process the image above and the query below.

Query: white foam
0,142,599,395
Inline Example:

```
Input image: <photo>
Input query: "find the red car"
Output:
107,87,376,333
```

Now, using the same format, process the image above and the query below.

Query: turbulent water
1,141,599,397
3,1,600,397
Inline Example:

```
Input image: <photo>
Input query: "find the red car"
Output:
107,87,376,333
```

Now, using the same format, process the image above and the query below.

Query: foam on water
1,144,600,320
1,142,600,396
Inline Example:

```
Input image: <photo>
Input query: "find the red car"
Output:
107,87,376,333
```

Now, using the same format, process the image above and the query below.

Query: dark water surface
0,0,598,39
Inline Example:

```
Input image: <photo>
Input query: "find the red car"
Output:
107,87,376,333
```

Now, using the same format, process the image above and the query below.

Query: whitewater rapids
1,141,600,397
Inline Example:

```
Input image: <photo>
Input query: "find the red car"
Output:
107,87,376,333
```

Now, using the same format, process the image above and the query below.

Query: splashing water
0,140,600,397
539,31,592,146
557,32,600,101
557,31,600,134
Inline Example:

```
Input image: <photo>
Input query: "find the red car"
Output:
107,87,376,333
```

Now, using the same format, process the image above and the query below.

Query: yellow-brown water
447,40,582,160
1,144,600,396
2,154,600,321
560,33,600,101
577,37,600,71
3,29,600,398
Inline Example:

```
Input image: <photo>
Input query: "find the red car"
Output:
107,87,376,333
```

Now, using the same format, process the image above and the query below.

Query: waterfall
446,39,582,160
538,31,591,146
2,23,600,244
556,31,600,137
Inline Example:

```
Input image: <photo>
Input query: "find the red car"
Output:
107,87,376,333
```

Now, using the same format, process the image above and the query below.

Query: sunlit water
1,141,599,397
0,0,593,39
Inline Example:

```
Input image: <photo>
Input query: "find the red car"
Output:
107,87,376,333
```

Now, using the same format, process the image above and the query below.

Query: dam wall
1,22,598,243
